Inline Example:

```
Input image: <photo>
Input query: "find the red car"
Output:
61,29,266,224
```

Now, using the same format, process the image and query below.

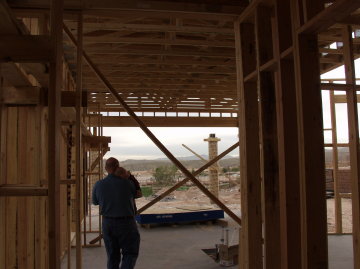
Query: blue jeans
102,217,140,269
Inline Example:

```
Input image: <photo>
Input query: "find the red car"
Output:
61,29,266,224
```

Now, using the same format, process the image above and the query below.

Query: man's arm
92,182,99,205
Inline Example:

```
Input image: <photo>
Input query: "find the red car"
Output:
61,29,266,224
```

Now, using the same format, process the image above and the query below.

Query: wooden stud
75,12,83,269
6,107,18,269
343,25,360,269
273,1,302,268
292,1,328,267
48,0,63,267
0,68,6,268
235,20,262,269
255,6,281,269
329,91,342,233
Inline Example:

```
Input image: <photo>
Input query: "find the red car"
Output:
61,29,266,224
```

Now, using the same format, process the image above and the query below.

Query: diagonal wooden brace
64,24,242,232
138,142,239,214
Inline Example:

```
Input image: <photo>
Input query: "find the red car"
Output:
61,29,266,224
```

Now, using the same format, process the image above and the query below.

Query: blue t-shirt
92,174,136,217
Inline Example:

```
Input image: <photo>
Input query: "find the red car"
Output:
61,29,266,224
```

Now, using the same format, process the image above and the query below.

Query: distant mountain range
119,156,240,171
106,147,349,172
154,154,236,161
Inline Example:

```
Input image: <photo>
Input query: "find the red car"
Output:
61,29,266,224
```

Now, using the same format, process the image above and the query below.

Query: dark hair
105,157,119,171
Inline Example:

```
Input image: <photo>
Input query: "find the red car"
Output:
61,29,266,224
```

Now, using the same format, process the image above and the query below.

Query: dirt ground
133,170,353,233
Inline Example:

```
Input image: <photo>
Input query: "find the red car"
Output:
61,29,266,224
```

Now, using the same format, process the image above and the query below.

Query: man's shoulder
94,176,110,186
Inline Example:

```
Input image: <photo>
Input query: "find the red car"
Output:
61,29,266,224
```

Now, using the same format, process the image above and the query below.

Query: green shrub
141,186,153,197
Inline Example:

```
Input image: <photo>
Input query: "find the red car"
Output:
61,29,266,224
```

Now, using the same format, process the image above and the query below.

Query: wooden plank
299,0,360,34
329,91,342,233
26,107,37,269
83,46,236,58
83,36,235,48
9,0,247,16
88,116,238,127
235,21,262,269
0,92,6,269
0,35,51,62
66,21,235,35
48,0,63,267
255,6,280,268
6,107,18,269
293,21,328,269
17,108,28,269
343,25,360,269
277,58,302,269
320,83,360,91
1,86,41,105
82,135,111,147
0,186,48,196
64,24,242,225
259,72,281,269
75,12,83,269
273,2,302,268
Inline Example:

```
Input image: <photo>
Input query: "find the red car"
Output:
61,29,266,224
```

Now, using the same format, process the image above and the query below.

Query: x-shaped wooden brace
63,25,242,244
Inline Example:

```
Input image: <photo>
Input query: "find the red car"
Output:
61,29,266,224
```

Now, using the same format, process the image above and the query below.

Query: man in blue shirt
92,157,140,269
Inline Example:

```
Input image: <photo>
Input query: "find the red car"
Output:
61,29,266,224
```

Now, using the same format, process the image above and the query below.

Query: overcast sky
103,127,239,161
103,59,360,161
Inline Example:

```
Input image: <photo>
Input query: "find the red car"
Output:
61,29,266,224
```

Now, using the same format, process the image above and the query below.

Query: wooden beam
82,65,236,75
82,36,235,48
273,1,301,268
87,115,238,127
48,0,63,267
299,0,360,34
82,135,111,147
293,5,328,269
329,91,342,233
60,91,88,107
1,86,42,105
343,25,360,269
10,0,247,16
64,23,242,225
235,21,262,269
66,21,235,35
83,46,236,58
255,6,280,269
77,56,236,66
0,35,51,62
1,88,88,106
320,83,360,91
75,12,83,269
0,185,48,196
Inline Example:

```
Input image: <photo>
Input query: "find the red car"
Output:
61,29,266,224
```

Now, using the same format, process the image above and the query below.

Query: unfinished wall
0,103,75,268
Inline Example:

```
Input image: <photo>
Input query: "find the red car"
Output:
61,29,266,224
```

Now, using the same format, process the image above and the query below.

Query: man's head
105,157,119,174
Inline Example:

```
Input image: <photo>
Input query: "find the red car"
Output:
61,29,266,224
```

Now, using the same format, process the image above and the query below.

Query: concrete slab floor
62,222,238,269
62,226,354,269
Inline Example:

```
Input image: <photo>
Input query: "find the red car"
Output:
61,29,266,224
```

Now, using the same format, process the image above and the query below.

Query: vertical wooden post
255,6,281,269
292,1,328,267
343,25,360,269
273,1,302,268
329,90,342,233
75,12,83,269
48,0,63,267
0,67,6,269
234,20,262,269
